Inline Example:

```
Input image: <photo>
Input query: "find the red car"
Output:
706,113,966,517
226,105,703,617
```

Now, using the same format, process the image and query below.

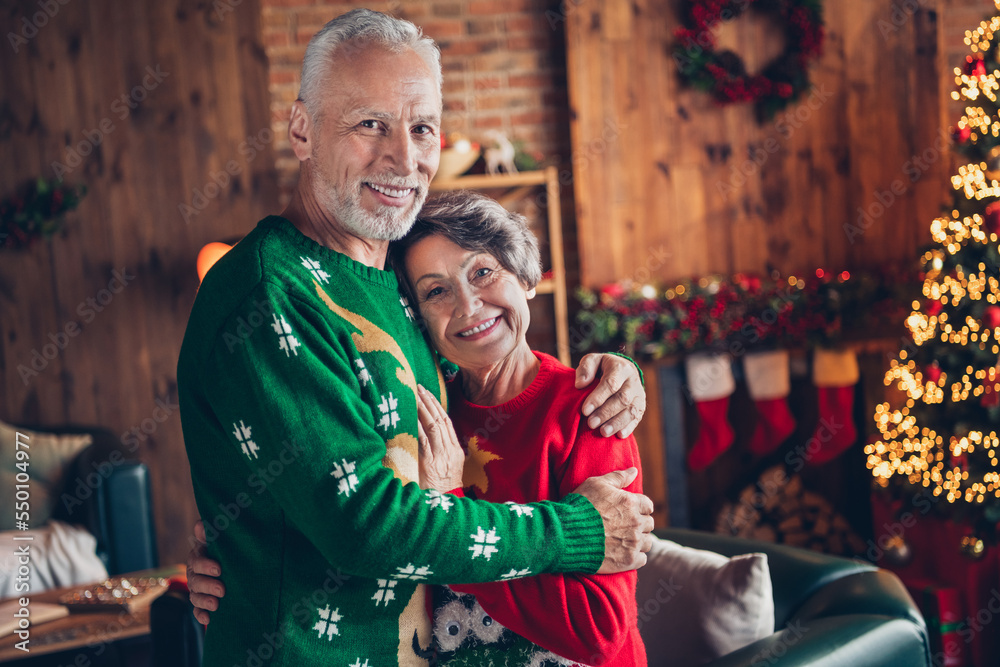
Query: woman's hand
186,520,225,625
575,353,646,438
417,385,466,491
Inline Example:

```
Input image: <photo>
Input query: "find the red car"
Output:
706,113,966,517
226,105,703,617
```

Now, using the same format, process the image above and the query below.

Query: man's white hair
298,8,442,115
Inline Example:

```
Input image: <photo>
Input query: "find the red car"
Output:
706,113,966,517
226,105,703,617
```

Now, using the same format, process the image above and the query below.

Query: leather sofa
47,425,159,575
651,528,931,667
151,527,931,667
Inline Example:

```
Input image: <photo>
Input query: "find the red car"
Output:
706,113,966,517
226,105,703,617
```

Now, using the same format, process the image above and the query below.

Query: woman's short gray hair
299,9,442,116
391,190,543,300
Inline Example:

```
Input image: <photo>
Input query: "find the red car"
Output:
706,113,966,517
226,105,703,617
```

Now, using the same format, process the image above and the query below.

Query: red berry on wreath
600,283,626,300
984,305,1000,329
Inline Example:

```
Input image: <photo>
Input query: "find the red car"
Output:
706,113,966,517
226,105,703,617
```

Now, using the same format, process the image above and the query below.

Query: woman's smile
455,316,501,339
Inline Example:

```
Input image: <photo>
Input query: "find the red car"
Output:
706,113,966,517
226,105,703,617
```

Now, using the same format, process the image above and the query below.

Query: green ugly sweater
177,216,606,666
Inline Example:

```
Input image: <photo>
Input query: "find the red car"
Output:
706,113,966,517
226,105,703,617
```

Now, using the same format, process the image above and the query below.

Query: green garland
0,178,86,251
575,269,913,360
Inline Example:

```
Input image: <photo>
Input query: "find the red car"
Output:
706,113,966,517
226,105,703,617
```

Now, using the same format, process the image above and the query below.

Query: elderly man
178,8,652,665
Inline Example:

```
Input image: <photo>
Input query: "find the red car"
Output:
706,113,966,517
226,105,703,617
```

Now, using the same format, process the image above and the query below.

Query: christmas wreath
673,0,825,120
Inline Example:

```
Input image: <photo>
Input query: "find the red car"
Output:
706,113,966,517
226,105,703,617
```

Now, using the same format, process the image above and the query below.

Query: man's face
308,43,441,241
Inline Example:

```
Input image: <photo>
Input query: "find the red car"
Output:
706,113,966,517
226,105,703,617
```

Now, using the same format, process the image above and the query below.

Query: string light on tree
869,5,1000,543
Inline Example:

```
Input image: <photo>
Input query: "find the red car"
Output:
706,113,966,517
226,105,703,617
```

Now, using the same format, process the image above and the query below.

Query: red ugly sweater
431,351,647,666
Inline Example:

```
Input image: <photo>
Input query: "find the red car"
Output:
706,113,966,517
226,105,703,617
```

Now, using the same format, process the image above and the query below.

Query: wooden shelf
430,170,549,191
428,167,570,364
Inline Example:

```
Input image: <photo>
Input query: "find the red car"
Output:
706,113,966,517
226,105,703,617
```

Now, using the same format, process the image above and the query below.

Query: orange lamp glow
197,242,233,283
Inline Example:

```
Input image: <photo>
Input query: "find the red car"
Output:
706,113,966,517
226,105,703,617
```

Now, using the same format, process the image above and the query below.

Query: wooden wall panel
566,0,955,287
0,0,279,565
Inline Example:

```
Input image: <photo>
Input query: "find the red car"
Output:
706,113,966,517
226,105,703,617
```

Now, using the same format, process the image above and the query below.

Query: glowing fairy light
872,12,1000,512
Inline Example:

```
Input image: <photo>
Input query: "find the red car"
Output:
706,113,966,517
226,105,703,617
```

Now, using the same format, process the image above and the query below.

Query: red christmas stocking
809,348,859,465
685,353,735,471
744,350,796,455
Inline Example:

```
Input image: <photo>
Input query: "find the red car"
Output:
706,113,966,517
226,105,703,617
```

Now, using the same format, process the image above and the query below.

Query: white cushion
636,537,774,666
0,520,108,598
0,421,91,530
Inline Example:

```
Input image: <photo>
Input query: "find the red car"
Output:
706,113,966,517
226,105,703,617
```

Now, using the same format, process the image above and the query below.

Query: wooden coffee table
0,565,184,662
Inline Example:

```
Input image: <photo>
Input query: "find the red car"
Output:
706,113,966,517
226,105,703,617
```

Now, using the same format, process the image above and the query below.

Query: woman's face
404,234,534,371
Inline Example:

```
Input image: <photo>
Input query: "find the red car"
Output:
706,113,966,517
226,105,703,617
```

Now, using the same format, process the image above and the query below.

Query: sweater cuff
551,493,605,574
448,487,465,497
608,351,643,386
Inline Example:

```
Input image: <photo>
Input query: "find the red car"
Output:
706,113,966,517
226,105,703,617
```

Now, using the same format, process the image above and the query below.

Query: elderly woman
394,191,646,665
188,191,647,665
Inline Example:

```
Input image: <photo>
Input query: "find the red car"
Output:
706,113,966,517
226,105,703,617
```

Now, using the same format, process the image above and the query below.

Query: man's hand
575,353,646,438
571,468,654,574
186,520,225,625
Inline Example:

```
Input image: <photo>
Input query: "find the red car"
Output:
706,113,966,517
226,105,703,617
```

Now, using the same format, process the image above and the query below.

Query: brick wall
260,0,572,205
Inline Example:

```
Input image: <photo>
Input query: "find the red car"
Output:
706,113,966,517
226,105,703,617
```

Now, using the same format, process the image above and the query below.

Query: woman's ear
525,286,537,300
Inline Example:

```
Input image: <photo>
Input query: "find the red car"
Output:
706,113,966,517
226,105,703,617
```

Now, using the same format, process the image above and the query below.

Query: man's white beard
316,175,425,242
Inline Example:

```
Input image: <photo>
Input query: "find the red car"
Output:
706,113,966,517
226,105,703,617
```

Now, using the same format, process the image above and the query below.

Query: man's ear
288,100,314,162
526,286,536,300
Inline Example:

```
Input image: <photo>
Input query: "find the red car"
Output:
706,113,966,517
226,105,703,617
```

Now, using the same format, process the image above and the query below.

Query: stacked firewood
714,465,868,557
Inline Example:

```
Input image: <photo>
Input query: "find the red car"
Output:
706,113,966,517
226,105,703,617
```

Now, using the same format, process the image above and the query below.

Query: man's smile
365,182,416,201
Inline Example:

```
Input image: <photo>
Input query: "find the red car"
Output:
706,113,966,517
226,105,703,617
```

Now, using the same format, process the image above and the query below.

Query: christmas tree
867,6,1000,542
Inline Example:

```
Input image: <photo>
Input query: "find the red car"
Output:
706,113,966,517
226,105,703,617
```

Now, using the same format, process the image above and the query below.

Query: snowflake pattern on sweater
177,217,606,666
